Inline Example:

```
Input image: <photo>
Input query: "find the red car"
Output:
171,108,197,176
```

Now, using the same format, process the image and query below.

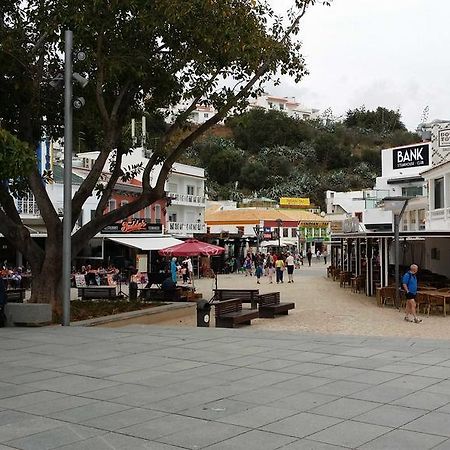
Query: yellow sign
280,197,310,207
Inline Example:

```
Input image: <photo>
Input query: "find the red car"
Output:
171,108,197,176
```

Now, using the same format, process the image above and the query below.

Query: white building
248,93,320,120
77,147,207,238
165,93,319,126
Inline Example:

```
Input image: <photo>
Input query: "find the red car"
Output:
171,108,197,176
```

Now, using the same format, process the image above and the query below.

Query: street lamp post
382,197,410,309
276,218,283,255
62,30,73,327
253,224,261,254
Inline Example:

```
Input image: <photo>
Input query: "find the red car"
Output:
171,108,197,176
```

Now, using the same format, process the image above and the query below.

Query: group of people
0,264,29,289
169,257,194,284
239,251,298,284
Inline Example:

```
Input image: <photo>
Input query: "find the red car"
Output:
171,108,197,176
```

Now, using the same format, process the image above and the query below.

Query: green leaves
0,128,35,181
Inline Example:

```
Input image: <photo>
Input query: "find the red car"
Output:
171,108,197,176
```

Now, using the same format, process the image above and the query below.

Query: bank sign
392,143,429,170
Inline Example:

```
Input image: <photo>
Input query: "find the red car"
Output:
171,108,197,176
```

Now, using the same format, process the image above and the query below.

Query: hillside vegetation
179,106,420,207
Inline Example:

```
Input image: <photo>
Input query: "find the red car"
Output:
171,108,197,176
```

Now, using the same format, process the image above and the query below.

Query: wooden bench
214,298,259,328
5,288,26,303
213,289,259,309
138,287,187,302
78,286,117,300
258,292,295,318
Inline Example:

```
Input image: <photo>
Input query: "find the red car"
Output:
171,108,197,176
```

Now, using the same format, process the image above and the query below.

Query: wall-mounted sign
102,219,162,234
279,197,310,207
438,129,450,148
392,144,429,169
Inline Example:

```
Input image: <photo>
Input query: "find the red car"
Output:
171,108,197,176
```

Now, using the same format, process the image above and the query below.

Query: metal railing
16,197,40,216
167,192,206,205
168,221,206,233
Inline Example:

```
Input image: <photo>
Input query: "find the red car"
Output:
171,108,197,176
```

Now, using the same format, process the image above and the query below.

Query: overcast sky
267,0,450,130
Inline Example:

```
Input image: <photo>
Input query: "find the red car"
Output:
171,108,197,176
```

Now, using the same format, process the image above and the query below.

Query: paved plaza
2,323,450,449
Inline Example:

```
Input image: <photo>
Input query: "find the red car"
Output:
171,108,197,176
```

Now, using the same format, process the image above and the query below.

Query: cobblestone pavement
1,324,450,449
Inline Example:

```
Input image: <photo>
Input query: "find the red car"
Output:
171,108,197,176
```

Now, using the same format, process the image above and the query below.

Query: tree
227,108,314,153
0,0,331,314
344,106,407,133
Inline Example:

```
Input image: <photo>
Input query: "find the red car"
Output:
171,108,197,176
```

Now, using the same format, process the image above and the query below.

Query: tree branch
95,31,110,127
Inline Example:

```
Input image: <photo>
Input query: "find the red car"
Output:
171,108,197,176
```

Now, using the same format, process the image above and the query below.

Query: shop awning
106,236,183,251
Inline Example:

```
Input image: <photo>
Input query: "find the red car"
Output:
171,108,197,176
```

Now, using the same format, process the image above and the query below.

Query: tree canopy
0,0,330,310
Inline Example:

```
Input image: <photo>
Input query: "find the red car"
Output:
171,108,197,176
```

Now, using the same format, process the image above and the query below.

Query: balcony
167,192,206,206
168,221,206,234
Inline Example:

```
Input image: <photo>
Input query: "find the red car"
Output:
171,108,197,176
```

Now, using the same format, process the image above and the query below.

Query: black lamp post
276,218,283,255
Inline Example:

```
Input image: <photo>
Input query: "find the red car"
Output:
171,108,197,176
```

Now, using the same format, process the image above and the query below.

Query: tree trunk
28,237,63,320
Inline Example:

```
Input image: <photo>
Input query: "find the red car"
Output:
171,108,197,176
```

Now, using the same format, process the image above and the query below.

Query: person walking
306,248,312,267
255,262,263,284
285,252,295,283
322,248,328,265
402,264,422,323
267,263,275,284
275,256,285,284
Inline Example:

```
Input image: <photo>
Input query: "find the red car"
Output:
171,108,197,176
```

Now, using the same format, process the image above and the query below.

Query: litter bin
129,282,138,301
197,300,211,327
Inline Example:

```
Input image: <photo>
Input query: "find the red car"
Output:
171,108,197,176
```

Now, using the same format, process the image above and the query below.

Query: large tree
0,0,330,315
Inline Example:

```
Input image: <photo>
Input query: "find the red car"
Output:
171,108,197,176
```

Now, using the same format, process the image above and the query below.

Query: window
279,104,284,110
169,212,177,222
268,102,273,109
186,185,195,196
154,204,161,223
204,113,209,118
291,228,297,237
283,228,289,238
402,186,423,197
434,177,444,209
107,199,116,212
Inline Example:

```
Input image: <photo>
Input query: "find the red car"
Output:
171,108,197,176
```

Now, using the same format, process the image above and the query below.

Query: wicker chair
381,286,397,307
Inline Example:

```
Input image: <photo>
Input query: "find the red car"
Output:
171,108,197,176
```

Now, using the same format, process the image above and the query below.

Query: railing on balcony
168,221,206,234
430,208,445,219
167,192,206,205
16,197,40,216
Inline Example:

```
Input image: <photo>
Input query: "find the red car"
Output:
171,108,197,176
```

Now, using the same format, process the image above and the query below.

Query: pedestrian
275,255,284,283
316,249,321,262
170,257,178,284
183,257,193,283
268,263,275,284
306,248,312,266
255,262,263,284
322,248,328,265
244,254,252,276
403,264,422,323
285,252,295,283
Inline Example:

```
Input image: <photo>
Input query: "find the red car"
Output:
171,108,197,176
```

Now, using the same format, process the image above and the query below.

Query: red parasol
158,239,225,257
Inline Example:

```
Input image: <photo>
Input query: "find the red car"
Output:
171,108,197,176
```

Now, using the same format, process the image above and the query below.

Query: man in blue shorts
402,264,422,323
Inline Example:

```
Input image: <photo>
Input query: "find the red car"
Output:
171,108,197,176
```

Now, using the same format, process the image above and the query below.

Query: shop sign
102,219,162,234
280,197,310,207
263,232,273,239
392,143,429,169
439,129,450,148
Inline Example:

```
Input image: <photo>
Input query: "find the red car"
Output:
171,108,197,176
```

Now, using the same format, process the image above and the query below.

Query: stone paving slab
1,325,450,448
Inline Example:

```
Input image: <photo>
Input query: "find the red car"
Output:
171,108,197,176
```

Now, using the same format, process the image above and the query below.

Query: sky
267,0,450,130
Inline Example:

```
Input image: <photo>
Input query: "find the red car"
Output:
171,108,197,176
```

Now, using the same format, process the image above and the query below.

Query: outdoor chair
339,271,352,288
415,292,430,316
381,286,397,307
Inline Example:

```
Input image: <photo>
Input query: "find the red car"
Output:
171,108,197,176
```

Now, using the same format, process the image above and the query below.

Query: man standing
402,264,422,323
285,252,295,283
306,248,312,266
275,256,285,284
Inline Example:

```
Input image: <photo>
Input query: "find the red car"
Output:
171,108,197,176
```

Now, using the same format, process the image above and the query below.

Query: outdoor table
418,290,450,317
